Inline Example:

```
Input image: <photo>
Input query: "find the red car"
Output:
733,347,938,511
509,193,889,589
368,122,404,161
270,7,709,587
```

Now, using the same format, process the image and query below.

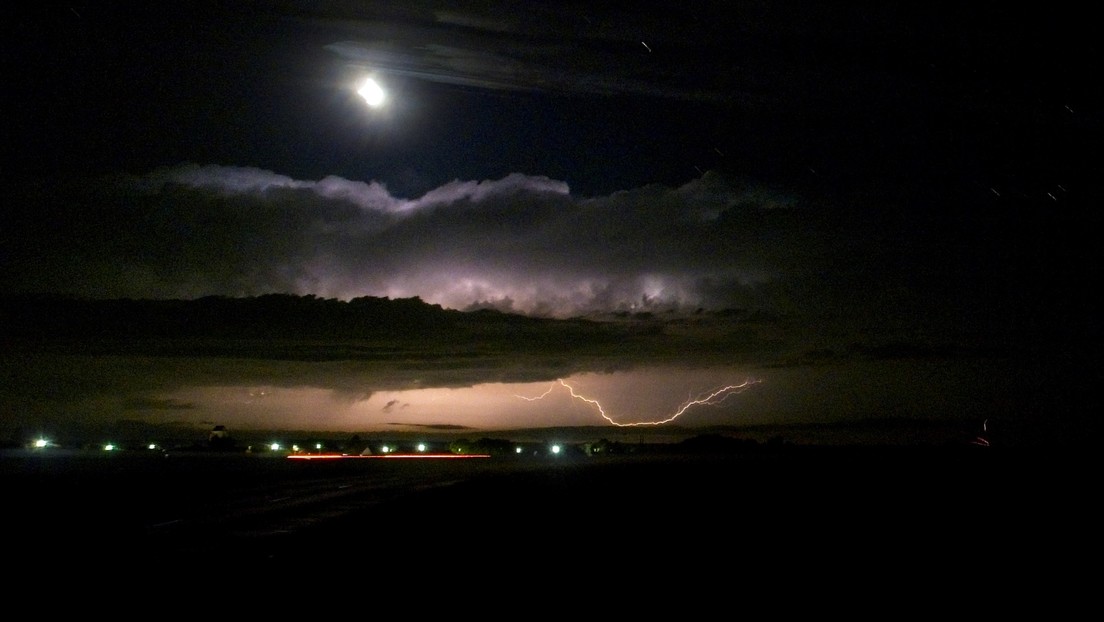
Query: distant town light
104,444,116,451
270,443,281,451
417,443,427,452
33,438,50,449
550,444,561,454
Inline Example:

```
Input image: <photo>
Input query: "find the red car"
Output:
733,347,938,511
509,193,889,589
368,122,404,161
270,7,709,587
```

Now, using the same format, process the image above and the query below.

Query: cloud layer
5,164,818,319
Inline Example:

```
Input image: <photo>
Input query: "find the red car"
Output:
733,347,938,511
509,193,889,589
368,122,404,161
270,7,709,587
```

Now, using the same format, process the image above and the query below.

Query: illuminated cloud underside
18,164,806,318
147,368,771,432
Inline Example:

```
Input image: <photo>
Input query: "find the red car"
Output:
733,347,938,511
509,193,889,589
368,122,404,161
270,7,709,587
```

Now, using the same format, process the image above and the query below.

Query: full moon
357,78,385,107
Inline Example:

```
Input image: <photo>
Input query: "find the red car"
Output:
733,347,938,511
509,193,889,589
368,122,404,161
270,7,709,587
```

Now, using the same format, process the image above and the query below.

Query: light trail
517,378,761,427
288,453,489,460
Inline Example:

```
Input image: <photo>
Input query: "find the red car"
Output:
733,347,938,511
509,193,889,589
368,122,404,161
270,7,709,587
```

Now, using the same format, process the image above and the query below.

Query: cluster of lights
26,436,508,458
30,437,164,452
26,435,564,460
261,441,437,455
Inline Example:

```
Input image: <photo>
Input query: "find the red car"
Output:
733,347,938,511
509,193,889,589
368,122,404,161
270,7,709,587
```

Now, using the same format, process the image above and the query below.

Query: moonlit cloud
4,164,821,319
322,13,737,103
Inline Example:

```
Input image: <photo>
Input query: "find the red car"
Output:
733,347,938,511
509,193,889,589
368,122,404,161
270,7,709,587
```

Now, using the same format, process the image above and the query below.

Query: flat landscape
4,441,1091,573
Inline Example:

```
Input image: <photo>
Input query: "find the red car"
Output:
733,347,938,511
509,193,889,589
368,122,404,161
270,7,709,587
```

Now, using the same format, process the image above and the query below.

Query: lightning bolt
517,378,761,427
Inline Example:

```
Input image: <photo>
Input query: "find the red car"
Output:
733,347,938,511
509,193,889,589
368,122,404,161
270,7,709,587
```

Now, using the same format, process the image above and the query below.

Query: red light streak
288,453,490,460
518,377,761,427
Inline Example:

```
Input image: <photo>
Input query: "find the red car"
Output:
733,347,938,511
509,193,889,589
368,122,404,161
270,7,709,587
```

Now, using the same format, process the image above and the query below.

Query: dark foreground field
5,444,1092,570
1,445,1094,609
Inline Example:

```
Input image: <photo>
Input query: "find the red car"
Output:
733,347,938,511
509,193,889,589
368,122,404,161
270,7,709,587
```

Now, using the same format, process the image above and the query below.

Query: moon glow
357,78,385,107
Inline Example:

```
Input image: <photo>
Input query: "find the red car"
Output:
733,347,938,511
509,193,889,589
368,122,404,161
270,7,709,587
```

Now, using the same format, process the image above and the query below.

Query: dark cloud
2,165,818,318
5,159,1083,355
393,423,475,431
123,397,196,411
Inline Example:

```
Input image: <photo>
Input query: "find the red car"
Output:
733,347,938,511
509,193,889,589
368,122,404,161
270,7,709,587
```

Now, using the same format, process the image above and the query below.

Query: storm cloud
4,164,824,319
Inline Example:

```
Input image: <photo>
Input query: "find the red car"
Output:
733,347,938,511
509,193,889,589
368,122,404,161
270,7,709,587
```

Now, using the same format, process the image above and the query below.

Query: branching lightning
517,378,761,427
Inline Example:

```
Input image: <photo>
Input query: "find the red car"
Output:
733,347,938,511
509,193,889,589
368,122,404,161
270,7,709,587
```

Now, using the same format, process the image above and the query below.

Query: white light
104,444,115,451
417,443,427,452
550,444,561,454
33,438,49,449
270,443,281,451
357,78,385,107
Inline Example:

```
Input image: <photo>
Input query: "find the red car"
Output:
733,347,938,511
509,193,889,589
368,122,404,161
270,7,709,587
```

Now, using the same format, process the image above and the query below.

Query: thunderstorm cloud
4,164,826,319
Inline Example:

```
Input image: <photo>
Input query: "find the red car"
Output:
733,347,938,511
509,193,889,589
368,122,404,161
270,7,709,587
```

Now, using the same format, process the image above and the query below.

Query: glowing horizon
517,378,762,427
113,366,771,434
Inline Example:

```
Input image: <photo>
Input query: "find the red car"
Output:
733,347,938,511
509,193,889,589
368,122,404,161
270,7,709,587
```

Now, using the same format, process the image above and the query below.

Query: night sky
1,2,1099,447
